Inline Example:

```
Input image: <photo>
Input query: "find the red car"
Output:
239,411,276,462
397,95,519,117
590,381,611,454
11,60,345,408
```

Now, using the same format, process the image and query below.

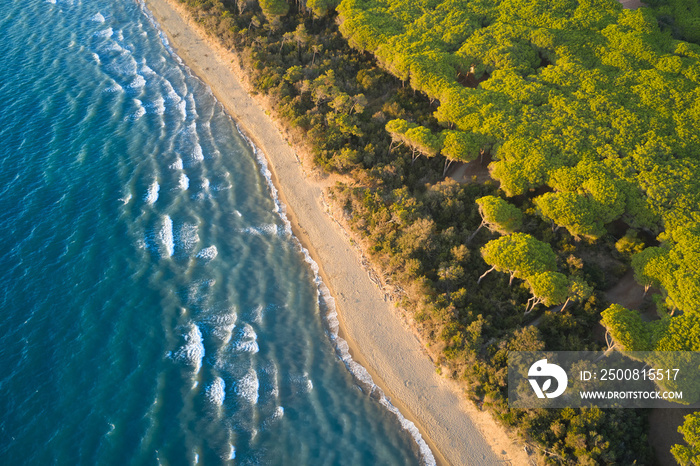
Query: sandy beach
141,0,530,464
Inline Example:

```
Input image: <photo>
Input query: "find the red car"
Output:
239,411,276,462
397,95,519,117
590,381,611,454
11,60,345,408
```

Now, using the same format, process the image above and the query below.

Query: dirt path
605,270,648,313
618,0,646,9
141,0,532,464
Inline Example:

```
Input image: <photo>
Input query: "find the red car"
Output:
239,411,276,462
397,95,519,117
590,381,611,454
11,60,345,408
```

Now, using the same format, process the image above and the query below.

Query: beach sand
142,1,531,464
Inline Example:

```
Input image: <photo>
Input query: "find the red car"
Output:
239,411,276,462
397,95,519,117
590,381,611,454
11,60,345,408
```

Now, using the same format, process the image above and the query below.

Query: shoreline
141,0,530,464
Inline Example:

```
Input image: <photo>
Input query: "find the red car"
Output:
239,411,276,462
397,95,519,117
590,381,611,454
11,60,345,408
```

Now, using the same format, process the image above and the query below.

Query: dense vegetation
673,412,700,466
175,0,699,463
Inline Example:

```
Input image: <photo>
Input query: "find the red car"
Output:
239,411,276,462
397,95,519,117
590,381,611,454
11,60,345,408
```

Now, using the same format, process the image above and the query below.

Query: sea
0,0,428,464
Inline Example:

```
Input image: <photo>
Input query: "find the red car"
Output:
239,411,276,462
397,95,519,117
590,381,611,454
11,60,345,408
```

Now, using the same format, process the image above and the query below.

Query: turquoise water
0,1,425,464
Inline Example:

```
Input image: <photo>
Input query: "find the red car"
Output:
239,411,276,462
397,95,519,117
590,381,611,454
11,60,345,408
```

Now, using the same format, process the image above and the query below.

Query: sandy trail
142,1,530,464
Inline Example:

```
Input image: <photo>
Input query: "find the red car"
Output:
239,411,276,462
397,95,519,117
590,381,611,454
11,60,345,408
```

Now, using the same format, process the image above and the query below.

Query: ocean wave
247,304,264,325
207,309,237,345
103,83,123,93
93,27,113,39
102,42,125,53
237,224,283,236
232,323,258,353
127,99,146,120
261,406,284,430
152,95,165,115
174,322,205,374
206,377,226,407
176,222,199,253
177,99,186,119
260,362,279,398
235,368,259,404
192,143,204,162
128,74,146,89
169,157,183,170
158,215,174,257
289,373,314,394
178,173,189,190
145,180,159,205
196,245,217,261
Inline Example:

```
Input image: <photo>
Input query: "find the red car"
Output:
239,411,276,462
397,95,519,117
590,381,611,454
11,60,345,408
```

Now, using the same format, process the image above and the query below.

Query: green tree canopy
479,232,557,285
525,271,569,313
470,195,523,240
338,0,700,242
631,225,700,315
601,304,700,352
386,119,444,163
259,0,289,25
672,413,700,466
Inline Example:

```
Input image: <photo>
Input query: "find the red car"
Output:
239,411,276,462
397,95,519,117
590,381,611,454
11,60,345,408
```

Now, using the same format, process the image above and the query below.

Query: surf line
236,124,436,466
138,2,435,463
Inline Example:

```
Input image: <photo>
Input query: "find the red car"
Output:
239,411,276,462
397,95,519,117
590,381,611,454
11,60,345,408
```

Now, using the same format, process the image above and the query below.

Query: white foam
119,193,132,205
227,444,236,460
177,223,199,253
206,377,226,406
232,323,259,353
249,304,263,325
234,210,242,217
235,368,259,404
201,178,210,191
379,398,435,465
290,373,314,393
169,158,183,170
196,245,217,260
261,362,279,398
236,124,293,237
104,83,123,93
163,80,181,102
46,0,57,4
192,143,204,162
158,215,174,257
262,406,285,429
93,27,113,39
209,310,237,345
145,180,159,205
177,99,186,119
174,322,205,374
238,224,282,236
152,95,165,115
103,43,125,53
128,75,146,89
178,173,189,190
91,53,101,64
128,100,146,120
90,12,105,23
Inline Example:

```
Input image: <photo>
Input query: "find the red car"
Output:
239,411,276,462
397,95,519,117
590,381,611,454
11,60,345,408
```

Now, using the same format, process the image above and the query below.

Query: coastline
140,0,530,464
